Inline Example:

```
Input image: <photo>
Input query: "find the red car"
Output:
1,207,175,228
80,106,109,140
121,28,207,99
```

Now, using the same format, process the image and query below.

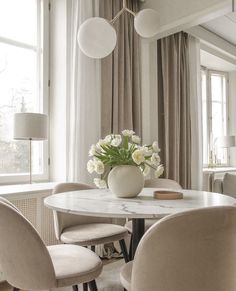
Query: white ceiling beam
142,0,232,41
186,25,236,64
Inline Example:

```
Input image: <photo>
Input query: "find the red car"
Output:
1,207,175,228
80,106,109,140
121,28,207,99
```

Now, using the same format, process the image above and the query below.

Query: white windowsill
203,167,236,173
0,182,59,197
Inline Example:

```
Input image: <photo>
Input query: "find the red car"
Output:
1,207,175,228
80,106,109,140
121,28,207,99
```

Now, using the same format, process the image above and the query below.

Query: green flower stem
101,169,110,181
144,161,156,170
123,136,129,149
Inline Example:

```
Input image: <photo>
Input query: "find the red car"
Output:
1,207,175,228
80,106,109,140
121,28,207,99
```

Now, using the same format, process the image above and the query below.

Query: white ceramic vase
108,165,144,198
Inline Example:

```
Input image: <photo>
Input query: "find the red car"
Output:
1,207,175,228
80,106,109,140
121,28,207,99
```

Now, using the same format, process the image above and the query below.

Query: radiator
9,191,58,246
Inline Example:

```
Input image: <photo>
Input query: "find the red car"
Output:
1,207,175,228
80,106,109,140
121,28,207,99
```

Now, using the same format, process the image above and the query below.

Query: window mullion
207,71,213,160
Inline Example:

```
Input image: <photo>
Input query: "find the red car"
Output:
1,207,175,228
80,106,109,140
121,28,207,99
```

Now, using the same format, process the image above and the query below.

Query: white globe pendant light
78,17,117,59
134,9,160,38
77,0,159,59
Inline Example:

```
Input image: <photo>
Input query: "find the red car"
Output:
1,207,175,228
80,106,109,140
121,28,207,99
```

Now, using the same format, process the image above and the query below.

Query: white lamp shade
78,17,117,59
134,9,160,38
14,113,48,140
217,136,236,148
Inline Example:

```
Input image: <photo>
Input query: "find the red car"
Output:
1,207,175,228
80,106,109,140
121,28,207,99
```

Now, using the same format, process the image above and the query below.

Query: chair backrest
52,182,111,240
223,173,236,198
144,178,182,190
213,178,223,193
0,201,56,290
131,206,236,291
0,196,20,212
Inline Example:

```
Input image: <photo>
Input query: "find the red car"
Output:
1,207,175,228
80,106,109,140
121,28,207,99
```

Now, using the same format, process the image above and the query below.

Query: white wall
49,0,67,181
229,72,236,166
142,0,232,40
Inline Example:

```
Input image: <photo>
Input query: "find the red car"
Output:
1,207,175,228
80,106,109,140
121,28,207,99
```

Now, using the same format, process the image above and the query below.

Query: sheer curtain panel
66,0,101,184
188,35,202,190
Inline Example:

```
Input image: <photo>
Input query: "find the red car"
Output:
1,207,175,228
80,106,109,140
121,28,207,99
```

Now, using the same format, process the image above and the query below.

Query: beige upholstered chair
0,196,19,211
144,178,182,189
52,183,129,262
125,178,182,233
121,206,236,291
213,173,236,198
0,196,20,286
0,200,102,291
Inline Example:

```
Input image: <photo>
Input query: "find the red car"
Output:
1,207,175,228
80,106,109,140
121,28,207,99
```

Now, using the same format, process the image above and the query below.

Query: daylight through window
201,68,229,167
0,0,48,182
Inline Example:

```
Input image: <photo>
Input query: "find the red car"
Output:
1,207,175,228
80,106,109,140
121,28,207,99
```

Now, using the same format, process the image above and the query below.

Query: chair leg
119,239,129,263
83,282,88,291
88,280,98,291
72,285,79,291
13,288,20,291
129,235,133,260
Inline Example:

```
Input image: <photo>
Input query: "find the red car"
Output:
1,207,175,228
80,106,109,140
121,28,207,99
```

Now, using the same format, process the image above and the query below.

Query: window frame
0,0,49,184
201,67,230,168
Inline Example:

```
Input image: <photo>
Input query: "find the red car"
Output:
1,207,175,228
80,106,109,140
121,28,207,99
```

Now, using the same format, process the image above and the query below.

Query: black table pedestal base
131,218,145,259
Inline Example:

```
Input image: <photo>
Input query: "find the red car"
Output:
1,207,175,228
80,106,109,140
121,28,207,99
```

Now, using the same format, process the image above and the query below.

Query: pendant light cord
110,0,136,25
233,0,235,12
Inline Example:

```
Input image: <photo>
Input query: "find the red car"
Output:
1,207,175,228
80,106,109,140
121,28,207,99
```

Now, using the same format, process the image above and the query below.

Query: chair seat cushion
60,223,128,246
125,219,159,233
120,261,133,291
47,244,102,287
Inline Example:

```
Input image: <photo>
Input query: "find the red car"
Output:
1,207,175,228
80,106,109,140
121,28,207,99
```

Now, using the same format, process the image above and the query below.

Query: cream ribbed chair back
52,183,111,240
131,206,236,291
144,178,182,189
0,201,56,290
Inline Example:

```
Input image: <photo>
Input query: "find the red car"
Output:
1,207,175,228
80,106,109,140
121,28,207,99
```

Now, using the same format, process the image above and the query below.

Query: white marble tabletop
44,188,236,219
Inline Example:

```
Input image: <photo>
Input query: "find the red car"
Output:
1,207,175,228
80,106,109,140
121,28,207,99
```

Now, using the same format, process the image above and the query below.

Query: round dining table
44,188,235,258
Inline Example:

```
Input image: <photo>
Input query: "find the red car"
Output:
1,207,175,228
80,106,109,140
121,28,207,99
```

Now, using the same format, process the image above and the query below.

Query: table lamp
14,113,48,184
217,136,236,148
214,135,236,166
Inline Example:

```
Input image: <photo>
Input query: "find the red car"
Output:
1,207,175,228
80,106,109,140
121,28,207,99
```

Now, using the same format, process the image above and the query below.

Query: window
201,68,229,167
0,0,49,183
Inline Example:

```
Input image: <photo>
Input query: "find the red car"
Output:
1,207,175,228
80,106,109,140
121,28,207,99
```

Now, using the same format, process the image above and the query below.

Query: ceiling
202,12,236,46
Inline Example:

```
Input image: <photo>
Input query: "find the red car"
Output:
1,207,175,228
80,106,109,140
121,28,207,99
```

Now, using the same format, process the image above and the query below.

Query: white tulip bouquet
87,129,164,188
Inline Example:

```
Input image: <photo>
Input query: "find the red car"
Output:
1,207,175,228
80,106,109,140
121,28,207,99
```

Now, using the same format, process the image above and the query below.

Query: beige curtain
157,32,191,188
99,0,142,137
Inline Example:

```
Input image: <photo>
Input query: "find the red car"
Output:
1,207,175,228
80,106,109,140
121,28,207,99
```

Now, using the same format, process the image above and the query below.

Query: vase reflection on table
87,129,164,198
